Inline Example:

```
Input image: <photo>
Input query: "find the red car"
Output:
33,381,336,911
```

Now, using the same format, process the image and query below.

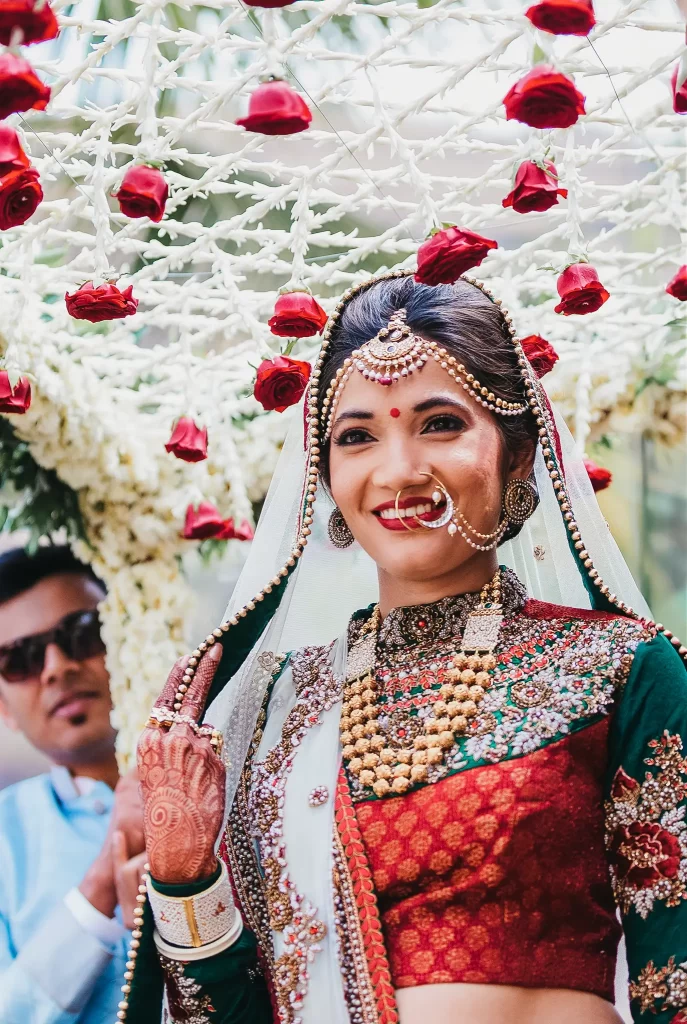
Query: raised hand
137,644,226,884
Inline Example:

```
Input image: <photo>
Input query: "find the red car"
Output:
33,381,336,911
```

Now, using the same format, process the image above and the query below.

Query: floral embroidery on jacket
160,955,215,1023
605,731,687,919
629,955,687,1017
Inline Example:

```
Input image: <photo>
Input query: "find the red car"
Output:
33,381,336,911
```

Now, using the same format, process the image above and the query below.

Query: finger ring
210,730,224,757
147,707,176,730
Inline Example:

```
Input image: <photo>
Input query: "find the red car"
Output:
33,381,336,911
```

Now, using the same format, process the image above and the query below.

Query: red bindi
389,407,401,418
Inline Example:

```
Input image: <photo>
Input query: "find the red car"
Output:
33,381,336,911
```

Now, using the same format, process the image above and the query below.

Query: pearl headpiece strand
321,306,527,440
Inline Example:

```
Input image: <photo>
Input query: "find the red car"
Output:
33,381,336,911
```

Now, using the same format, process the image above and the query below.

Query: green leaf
532,43,547,65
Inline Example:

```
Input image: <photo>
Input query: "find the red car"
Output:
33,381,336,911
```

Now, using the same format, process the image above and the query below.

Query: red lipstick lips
373,495,446,532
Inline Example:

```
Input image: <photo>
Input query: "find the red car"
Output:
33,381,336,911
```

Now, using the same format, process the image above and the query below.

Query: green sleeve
606,633,687,1024
129,868,272,1024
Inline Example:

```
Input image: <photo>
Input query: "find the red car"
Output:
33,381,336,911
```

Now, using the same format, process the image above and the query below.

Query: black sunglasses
0,609,105,683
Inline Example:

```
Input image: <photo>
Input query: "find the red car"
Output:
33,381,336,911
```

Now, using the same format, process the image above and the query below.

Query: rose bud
415,226,498,286
268,291,328,338
0,166,42,229
503,66,585,130
0,371,31,413
502,160,567,215
520,335,559,378
254,354,312,413
666,266,687,302
554,263,609,316
236,79,312,136
182,501,232,540
65,281,138,323
525,0,595,36
671,64,687,114
584,459,611,493
0,125,30,175
115,165,168,223
0,53,51,121
164,417,208,462
0,0,59,46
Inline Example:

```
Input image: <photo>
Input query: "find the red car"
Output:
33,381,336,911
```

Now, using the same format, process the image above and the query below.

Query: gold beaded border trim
115,265,687,1024
321,332,527,441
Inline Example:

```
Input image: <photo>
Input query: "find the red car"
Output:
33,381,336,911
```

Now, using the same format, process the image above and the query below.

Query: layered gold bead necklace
341,571,504,798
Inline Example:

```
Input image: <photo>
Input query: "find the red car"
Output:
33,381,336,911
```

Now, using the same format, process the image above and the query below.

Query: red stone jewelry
389,407,400,418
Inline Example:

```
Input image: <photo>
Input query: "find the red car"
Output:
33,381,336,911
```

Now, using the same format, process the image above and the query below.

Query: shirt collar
50,765,114,808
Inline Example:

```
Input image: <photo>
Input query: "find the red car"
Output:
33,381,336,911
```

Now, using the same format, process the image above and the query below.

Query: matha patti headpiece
321,306,527,440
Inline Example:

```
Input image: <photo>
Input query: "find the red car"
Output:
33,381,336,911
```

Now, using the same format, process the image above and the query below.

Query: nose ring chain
394,472,508,551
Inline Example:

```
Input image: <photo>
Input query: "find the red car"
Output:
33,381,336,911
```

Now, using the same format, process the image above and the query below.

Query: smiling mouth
373,497,447,531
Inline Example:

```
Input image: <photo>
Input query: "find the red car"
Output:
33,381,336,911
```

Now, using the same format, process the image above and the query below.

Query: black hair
317,275,538,485
0,545,104,606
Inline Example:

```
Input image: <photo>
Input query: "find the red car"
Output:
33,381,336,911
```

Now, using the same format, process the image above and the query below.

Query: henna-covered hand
137,644,226,884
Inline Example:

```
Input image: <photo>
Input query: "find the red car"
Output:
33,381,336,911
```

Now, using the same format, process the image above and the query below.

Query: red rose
0,371,31,413
236,80,312,136
254,355,312,413
610,766,641,804
666,266,687,302
115,165,168,223
0,125,30,175
164,417,208,462
0,0,59,46
0,166,42,229
672,64,687,115
525,0,595,36
610,821,681,889
65,281,138,323
520,335,559,378
0,53,50,120
554,263,609,316
503,66,585,129
415,226,498,286
584,459,612,492
183,501,233,540
502,160,567,214
232,518,255,541
268,291,328,338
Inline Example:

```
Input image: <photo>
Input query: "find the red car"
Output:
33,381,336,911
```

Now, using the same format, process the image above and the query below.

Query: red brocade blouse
353,718,620,997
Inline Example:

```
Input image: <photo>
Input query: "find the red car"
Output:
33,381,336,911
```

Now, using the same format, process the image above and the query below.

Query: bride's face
328,356,531,585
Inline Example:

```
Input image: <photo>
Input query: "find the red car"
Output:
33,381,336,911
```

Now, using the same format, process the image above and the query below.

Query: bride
121,270,687,1024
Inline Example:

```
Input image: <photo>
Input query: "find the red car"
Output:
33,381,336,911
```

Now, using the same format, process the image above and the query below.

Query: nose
369,436,430,495
40,641,82,688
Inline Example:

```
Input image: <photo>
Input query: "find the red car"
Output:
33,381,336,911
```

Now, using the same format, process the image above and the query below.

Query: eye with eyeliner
421,413,466,434
333,426,375,447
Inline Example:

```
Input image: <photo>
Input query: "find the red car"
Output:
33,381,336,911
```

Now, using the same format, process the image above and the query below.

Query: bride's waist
395,983,625,1024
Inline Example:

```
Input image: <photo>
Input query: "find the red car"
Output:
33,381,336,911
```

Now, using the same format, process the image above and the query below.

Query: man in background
0,545,145,1024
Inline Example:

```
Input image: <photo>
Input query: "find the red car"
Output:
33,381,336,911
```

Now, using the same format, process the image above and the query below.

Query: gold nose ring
394,472,455,531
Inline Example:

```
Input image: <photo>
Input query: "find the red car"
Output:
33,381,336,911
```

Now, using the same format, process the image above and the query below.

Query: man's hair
0,545,104,606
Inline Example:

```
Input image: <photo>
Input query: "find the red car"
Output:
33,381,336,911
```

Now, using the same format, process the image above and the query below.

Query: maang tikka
322,307,527,440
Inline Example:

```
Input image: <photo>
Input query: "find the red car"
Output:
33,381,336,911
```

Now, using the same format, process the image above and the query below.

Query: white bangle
147,860,239,949
153,915,244,961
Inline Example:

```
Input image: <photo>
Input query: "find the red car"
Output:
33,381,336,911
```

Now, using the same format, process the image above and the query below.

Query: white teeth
379,503,432,521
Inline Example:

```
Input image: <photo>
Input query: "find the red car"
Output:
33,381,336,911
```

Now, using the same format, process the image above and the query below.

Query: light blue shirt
0,767,129,1024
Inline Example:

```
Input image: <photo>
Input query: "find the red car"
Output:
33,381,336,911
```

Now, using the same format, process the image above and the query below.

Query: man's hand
112,830,148,929
79,837,117,919
137,644,226,885
111,767,145,857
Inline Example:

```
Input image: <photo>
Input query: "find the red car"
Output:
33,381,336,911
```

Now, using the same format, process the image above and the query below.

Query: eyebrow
333,394,470,426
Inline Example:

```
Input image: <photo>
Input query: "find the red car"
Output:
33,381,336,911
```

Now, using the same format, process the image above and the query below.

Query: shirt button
93,799,107,815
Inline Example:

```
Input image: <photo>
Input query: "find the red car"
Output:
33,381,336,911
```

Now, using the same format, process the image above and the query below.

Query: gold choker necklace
341,571,504,798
